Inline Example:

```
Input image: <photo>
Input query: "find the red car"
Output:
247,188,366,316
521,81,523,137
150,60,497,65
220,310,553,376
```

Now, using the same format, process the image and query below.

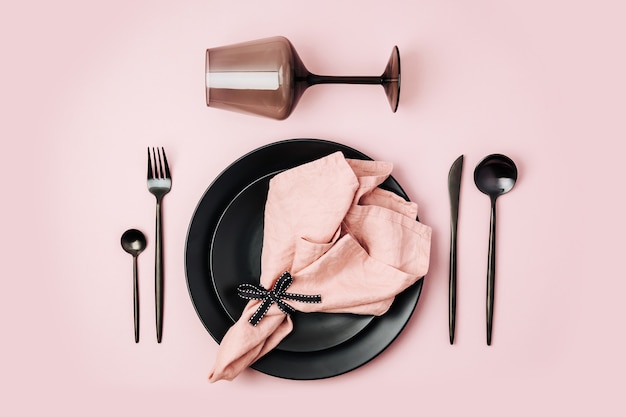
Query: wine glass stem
305,74,385,85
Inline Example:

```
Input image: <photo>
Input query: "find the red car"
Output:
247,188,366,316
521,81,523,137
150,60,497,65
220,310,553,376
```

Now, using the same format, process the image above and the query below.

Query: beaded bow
237,271,322,326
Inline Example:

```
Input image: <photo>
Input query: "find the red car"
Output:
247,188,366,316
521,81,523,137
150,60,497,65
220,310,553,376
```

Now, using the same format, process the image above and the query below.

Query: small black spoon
121,229,147,343
474,154,517,345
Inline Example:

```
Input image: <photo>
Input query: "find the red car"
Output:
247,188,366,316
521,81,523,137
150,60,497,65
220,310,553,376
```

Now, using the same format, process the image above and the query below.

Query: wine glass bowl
205,36,401,120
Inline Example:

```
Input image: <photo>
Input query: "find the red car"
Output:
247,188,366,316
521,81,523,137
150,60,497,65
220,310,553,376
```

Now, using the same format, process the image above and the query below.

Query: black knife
448,155,463,344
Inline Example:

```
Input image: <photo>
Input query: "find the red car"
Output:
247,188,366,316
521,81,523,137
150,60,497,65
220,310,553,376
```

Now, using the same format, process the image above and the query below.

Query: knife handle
449,223,458,344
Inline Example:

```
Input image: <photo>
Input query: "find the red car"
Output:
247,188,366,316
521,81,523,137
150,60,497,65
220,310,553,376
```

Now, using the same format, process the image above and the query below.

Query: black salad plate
184,138,423,380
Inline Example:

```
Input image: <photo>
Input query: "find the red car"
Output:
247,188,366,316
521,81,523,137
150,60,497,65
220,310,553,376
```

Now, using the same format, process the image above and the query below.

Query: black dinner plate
185,138,424,380
211,173,375,353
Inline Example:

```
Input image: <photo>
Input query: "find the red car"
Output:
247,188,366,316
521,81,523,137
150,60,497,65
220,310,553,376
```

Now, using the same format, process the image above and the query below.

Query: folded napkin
208,151,432,382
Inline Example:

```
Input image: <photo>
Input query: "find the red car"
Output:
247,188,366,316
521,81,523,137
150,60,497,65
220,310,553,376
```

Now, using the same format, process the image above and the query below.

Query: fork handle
155,200,164,343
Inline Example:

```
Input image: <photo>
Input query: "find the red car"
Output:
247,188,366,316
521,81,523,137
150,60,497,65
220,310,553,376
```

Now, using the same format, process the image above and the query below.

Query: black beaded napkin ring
237,271,322,326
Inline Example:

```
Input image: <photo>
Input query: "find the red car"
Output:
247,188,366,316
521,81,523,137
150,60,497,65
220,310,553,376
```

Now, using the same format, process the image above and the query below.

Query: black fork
147,147,172,343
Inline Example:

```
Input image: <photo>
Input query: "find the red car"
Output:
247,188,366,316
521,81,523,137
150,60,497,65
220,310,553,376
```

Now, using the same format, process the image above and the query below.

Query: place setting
120,35,520,382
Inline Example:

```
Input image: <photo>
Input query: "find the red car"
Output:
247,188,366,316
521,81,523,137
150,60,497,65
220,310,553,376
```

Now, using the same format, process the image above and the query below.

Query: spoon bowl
474,154,517,345
121,229,147,257
474,154,518,198
121,229,147,342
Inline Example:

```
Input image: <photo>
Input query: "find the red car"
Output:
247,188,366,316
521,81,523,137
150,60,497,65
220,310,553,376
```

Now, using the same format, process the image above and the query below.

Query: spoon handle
486,198,497,345
133,256,139,343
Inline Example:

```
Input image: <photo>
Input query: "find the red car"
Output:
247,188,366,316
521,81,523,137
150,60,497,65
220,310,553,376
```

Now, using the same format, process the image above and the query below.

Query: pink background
2,0,625,415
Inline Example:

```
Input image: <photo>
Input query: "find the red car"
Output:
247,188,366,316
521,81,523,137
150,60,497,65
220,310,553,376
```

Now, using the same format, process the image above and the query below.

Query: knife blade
448,155,463,344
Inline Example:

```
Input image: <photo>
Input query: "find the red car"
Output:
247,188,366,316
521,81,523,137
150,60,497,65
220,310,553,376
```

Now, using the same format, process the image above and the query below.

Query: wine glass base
382,46,401,112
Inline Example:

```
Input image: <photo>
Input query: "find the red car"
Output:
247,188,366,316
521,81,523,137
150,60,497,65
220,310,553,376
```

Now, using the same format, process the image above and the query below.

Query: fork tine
156,147,164,179
147,147,154,180
161,147,171,179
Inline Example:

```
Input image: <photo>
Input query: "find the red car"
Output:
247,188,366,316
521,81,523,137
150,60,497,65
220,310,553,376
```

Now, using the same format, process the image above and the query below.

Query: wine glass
205,36,400,120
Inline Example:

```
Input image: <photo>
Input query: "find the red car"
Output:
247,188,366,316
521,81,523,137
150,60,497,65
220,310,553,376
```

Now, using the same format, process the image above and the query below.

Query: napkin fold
209,151,432,382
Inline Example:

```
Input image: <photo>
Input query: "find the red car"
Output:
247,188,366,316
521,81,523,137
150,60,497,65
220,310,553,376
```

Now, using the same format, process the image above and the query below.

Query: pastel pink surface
1,0,625,416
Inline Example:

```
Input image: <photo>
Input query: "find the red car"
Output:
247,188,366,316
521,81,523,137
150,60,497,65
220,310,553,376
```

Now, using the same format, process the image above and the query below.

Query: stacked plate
185,138,424,379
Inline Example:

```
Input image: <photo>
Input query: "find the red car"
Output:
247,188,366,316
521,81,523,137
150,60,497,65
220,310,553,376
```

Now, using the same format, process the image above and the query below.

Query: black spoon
121,229,147,343
474,154,517,345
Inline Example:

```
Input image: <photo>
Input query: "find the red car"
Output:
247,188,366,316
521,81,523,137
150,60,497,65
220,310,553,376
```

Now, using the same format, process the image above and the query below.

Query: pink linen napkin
208,151,432,382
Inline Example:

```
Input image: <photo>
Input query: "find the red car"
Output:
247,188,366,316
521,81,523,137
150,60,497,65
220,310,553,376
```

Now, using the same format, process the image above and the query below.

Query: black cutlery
147,147,172,343
448,155,463,344
474,154,518,345
121,229,147,343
